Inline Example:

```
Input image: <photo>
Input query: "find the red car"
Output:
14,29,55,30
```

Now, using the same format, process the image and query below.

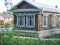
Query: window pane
52,16,55,26
20,16,23,25
43,16,47,26
59,21,60,24
28,16,34,26
18,16,24,26
20,19,23,25
59,16,60,25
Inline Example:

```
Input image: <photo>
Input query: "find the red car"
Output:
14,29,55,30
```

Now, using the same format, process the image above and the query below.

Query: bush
13,31,36,38
45,34,60,38
13,26,20,30
2,36,60,45
1,33,60,45
0,25,5,28
4,23,10,28
0,23,11,28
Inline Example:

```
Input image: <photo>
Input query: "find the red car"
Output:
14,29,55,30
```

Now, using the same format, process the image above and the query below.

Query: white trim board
17,16,25,27
26,15,35,28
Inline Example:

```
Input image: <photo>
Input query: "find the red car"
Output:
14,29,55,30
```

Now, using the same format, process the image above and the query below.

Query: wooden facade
13,0,60,31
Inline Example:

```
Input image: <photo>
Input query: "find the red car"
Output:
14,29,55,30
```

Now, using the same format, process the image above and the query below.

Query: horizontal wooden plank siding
38,14,43,31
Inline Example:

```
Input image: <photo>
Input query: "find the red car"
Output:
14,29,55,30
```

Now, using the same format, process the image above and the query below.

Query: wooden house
12,0,60,37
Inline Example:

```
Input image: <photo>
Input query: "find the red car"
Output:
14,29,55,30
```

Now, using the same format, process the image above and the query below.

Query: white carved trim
42,15,48,27
51,15,56,26
17,16,25,27
15,13,36,16
26,15,35,28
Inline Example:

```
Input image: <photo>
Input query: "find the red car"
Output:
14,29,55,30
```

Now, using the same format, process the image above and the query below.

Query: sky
0,0,60,13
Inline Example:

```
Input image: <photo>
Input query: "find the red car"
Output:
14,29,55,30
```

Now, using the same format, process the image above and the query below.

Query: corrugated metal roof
15,0,60,13
25,0,60,13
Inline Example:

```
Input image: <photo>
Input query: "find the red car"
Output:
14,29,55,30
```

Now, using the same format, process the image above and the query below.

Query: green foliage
12,7,17,10
13,31,36,38
0,24,10,28
13,26,20,30
45,34,60,38
13,26,37,38
1,33,60,45
2,33,14,45
0,25,5,28
3,12,9,14
4,23,10,28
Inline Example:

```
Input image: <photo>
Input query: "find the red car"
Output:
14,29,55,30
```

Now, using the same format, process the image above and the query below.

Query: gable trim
15,0,41,10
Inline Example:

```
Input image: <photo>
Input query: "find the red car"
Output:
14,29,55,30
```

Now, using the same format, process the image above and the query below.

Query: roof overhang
12,9,41,13
43,8,60,14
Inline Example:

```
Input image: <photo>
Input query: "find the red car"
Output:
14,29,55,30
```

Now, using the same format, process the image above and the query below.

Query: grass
45,34,60,38
2,32,36,38
1,33,60,45
2,37,60,45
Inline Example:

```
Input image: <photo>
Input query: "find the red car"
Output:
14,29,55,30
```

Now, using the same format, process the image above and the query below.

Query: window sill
42,25,48,27
26,26,35,28
17,25,25,27
52,25,55,27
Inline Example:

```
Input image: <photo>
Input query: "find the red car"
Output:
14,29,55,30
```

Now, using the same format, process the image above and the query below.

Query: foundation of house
39,29,60,38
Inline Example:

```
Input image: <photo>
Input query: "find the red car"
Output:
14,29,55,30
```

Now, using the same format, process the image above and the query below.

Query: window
17,16,25,27
58,16,60,26
51,16,55,26
26,16,35,27
42,16,48,27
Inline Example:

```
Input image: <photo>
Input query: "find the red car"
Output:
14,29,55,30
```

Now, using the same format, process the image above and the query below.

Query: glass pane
18,16,24,25
59,16,60,25
20,19,23,25
44,20,46,26
52,16,55,25
43,16,47,26
28,16,34,26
